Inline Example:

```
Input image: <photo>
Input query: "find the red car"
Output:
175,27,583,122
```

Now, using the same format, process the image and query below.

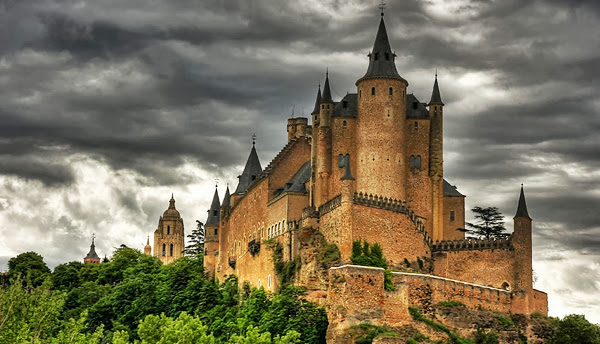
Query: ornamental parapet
319,194,342,216
431,236,514,252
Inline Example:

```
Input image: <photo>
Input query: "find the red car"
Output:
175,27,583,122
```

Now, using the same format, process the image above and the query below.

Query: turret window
342,120,347,128
215,228,218,235
374,52,379,60
410,155,422,170
213,210,217,216
371,87,375,95
450,211,455,221
414,122,418,130
389,87,393,96
167,225,170,235
169,243,174,256
162,244,166,256
385,53,390,61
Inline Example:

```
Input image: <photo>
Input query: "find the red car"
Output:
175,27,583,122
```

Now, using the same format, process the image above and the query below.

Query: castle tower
153,195,185,264
144,236,152,256
83,235,100,265
355,14,409,201
309,84,321,207
231,140,263,206
428,74,445,241
315,72,334,207
512,185,534,313
204,186,221,275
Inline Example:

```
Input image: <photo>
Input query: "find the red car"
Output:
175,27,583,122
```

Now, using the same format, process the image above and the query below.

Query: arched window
389,87,393,96
283,220,286,232
502,282,510,291
169,243,174,256
162,244,166,256
416,156,422,169
167,225,170,235
342,120,347,127
371,87,375,95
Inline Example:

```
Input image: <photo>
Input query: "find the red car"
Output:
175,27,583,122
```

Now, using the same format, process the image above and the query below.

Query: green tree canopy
466,206,509,239
550,314,600,344
7,251,51,287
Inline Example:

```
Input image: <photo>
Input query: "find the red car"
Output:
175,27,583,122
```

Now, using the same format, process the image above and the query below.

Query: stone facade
201,13,548,343
152,195,185,265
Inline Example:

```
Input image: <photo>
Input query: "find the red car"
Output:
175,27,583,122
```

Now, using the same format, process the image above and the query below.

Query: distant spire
234,144,263,195
206,186,221,226
428,73,444,105
311,84,322,114
169,194,176,209
321,70,333,103
85,235,99,259
358,15,404,82
146,236,150,245
515,184,531,219
222,184,231,207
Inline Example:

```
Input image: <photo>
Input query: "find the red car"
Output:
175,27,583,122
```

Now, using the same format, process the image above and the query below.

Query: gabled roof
85,238,99,259
275,160,311,195
358,16,406,83
234,145,263,195
429,75,444,105
205,187,220,226
515,185,531,219
332,93,357,118
443,179,465,197
406,94,429,119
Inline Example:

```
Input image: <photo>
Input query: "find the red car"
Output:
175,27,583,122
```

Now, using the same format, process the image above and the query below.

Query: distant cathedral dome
162,194,180,218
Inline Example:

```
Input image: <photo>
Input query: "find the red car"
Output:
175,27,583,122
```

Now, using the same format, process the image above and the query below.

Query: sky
0,0,599,322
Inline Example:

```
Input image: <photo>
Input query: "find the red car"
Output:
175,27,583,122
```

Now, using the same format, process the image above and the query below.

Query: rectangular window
450,211,455,221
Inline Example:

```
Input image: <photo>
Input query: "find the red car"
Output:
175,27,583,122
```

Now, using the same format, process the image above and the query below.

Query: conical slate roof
358,16,403,82
429,74,444,105
515,185,531,219
85,238,99,259
234,145,262,195
321,72,333,103
311,85,322,114
205,187,220,226
221,185,231,207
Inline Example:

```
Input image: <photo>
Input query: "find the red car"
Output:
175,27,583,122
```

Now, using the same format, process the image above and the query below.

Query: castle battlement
431,237,514,252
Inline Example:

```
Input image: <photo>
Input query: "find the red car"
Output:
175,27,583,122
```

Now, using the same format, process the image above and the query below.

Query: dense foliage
350,240,395,291
1,247,328,344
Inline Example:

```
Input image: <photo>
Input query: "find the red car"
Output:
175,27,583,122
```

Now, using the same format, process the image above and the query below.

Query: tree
7,251,51,287
184,220,205,259
466,206,509,239
550,314,600,344
52,262,82,290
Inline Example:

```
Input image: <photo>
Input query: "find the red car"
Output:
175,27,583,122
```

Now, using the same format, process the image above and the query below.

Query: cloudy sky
1,0,599,322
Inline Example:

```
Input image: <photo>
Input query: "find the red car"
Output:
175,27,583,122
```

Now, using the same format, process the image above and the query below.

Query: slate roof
443,179,465,197
358,17,405,83
205,187,220,226
311,86,322,114
321,73,333,103
275,160,311,196
332,93,358,118
429,75,444,105
221,186,231,207
85,239,99,259
234,145,263,195
406,94,429,119
515,185,531,218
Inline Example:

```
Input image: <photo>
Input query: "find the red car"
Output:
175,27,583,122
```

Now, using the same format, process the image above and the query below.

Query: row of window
161,243,175,256
359,87,406,98
267,220,286,239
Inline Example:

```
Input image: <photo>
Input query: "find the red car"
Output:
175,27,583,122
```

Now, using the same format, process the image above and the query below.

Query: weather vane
379,0,386,16
252,133,257,146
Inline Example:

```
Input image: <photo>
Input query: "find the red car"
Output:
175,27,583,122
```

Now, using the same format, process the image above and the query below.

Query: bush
474,328,499,344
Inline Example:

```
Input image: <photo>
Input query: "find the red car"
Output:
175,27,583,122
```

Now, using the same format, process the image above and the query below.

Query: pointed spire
358,15,403,82
146,236,150,245
429,72,444,105
222,184,231,207
311,84,322,114
169,194,175,209
206,186,221,226
515,184,531,219
85,235,99,259
321,70,333,103
234,142,263,195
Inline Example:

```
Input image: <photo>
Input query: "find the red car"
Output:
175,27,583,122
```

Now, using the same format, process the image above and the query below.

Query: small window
213,210,218,216
412,102,418,109
410,155,415,168
389,87,393,96
327,104,330,109
321,104,324,109
450,211,455,221
342,120,347,127
338,154,345,168
359,90,362,98
371,87,375,95
387,110,390,118
416,155,421,169
342,100,348,108
215,228,218,235
385,52,390,61
414,121,418,130
162,244,166,256
167,225,170,235
251,175,256,181
169,243,174,256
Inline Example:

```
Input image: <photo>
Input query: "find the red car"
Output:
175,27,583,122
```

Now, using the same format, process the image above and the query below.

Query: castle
145,12,547,341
